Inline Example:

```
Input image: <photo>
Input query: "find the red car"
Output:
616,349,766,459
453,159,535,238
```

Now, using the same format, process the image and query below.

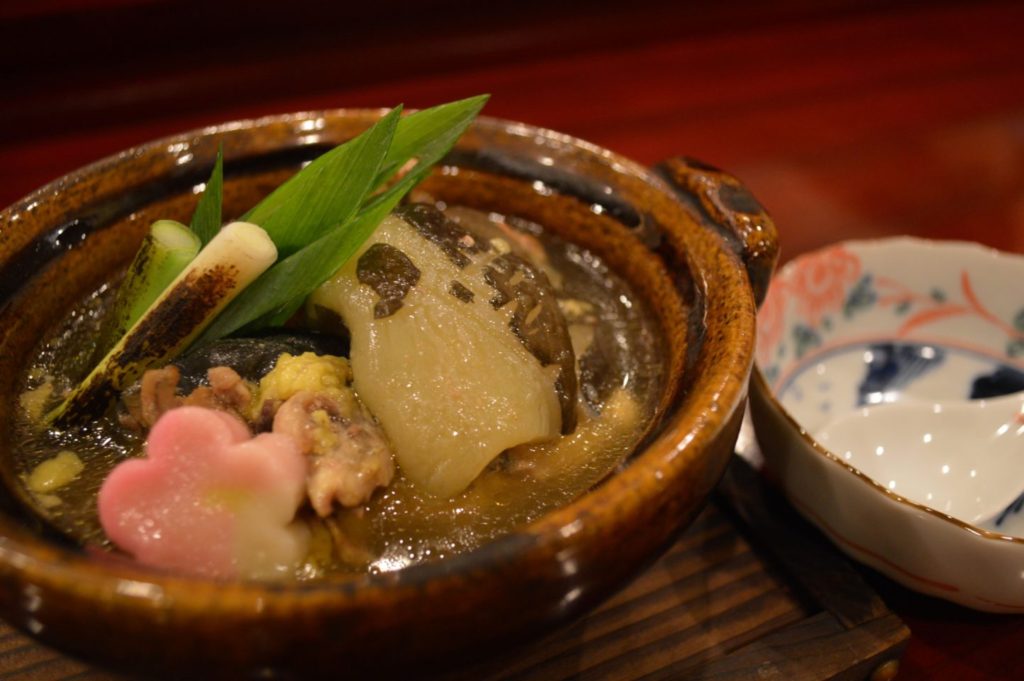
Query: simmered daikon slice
308,205,577,497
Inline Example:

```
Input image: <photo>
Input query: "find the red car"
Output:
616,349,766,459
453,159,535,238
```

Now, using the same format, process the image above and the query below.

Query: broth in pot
15,203,662,579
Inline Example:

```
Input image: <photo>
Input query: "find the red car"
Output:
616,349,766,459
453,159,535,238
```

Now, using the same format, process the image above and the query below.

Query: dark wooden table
2,1,1023,678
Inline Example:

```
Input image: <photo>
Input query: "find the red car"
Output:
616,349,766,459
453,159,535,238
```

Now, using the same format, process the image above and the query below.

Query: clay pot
0,112,776,678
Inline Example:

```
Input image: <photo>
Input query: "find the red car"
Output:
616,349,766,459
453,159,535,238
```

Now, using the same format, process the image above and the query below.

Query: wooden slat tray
0,457,909,680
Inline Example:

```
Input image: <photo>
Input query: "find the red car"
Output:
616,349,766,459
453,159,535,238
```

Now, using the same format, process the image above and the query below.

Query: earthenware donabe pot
0,112,777,678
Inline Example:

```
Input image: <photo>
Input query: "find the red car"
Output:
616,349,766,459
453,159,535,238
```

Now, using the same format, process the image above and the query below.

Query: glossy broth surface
14,209,663,577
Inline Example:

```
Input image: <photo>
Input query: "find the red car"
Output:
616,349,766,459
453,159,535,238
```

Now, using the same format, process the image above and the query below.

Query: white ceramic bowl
750,237,1024,612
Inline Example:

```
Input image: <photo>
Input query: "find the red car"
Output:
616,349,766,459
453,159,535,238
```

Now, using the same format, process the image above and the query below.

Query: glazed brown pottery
0,113,777,678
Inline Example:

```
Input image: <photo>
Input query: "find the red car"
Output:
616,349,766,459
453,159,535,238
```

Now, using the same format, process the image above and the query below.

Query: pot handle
654,157,779,306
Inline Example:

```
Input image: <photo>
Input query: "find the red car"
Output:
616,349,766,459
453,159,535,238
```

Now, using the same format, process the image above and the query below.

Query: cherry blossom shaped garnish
98,406,308,579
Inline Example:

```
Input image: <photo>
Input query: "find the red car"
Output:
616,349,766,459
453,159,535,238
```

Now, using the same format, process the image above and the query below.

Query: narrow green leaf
189,146,224,245
242,106,401,257
357,94,488,218
373,95,489,184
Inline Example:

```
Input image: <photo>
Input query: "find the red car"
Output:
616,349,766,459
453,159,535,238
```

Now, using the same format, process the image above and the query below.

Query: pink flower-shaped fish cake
98,406,308,579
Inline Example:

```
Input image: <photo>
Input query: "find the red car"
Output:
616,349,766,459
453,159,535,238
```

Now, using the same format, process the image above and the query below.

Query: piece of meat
122,360,392,519
123,365,254,431
307,207,574,498
182,366,253,418
208,366,252,406
272,390,394,517
139,365,181,429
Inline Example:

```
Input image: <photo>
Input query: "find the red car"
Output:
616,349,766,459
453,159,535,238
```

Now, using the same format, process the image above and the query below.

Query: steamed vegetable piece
96,220,201,354
49,222,277,426
307,204,578,497
27,450,84,494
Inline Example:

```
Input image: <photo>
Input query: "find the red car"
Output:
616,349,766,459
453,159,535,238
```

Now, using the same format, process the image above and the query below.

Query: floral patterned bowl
750,237,1024,612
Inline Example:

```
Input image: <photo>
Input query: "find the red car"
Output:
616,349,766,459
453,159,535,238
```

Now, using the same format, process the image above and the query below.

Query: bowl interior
756,237,1024,529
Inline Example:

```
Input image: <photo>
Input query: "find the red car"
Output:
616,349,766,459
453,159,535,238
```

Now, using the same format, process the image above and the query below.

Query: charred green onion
96,220,201,356
49,222,277,426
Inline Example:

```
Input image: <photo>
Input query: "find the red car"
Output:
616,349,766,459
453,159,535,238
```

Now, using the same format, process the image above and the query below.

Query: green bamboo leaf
193,94,489,344
374,94,489,184
233,100,486,333
243,106,401,257
356,94,488,219
189,146,224,245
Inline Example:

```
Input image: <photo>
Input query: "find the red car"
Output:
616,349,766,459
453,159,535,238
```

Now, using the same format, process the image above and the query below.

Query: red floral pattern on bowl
757,239,1024,390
